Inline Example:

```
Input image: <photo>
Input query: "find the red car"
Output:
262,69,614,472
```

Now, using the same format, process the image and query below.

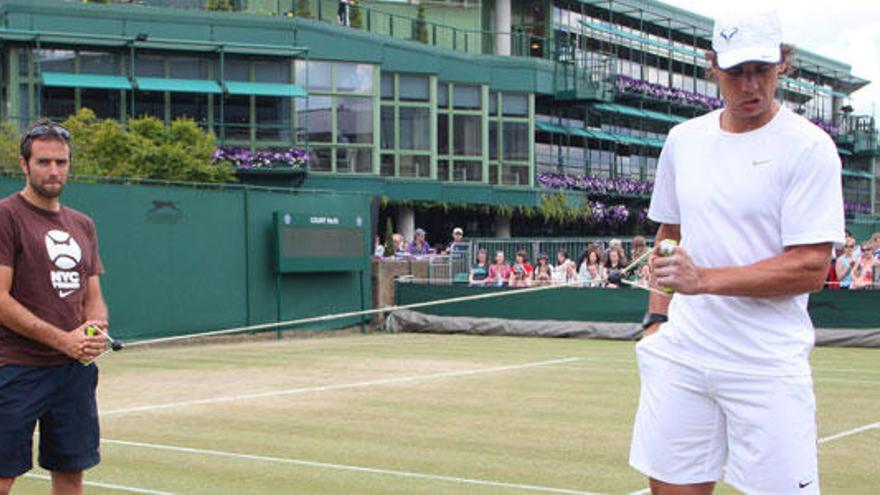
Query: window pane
42,87,75,120
336,148,372,173
438,159,449,181
81,89,120,120
134,91,165,121
502,165,530,185
502,122,528,160
380,154,395,176
38,50,75,73
489,163,499,184
295,60,332,92
502,93,528,116
336,63,374,93
79,51,118,75
221,94,251,140
380,106,394,149
381,73,394,100
171,93,210,127
453,160,482,182
399,107,429,150
438,113,449,155
225,57,250,82
298,96,332,143
489,121,498,160
337,97,373,144
453,84,480,109
256,96,291,141
135,54,165,77
453,114,481,155
309,148,332,172
254,60,289,83
437,82,448,107
399,155,430,177
170,56,209,79
489,91,498,116
399,74,428,101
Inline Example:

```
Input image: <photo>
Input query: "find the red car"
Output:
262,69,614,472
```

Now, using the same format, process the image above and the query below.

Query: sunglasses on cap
26,123,70,141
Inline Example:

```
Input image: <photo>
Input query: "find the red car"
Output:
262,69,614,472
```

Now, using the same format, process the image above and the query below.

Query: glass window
438,159,449,181
42,87,75,120
256,96,291,141
79,51,119,75
437,82,448,107
336,63,374,94
336,97,373,144
336,148,372,173
380,106,394,149
81,89,120,120
399,74,429,102
438,114,449,155
254,60,289,83
309,148,332,172
221,94,251,140
489,121,498,160
453,160,482,181
489,163,499,184
453,115,481,155
225,57,251,82
502,93,528,116
399,107,429,150
170,56,209,79
38,50,75,73
135,54,165,78
295,61,332,92
171,93,210,126
381,73,393,100
380,154,395,176
298,96,332,143
399,155,430,177
453,84,480,109
503,122,528,161
489,91,498,115
18,49,30,77
134,91,165,121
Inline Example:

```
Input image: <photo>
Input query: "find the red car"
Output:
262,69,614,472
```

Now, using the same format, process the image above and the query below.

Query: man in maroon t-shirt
0,120,109,494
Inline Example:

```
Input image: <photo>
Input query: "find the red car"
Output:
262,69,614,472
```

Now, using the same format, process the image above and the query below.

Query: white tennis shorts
629,341,820,494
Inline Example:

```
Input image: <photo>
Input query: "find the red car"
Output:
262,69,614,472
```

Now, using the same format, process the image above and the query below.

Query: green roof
135,77,222,94
225,81,307,98
42,71,131,90
594,103,686,124
842,168,872,179
536,121,569,134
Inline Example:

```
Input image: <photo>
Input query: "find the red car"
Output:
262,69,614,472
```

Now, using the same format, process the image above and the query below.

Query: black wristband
641,312,668,330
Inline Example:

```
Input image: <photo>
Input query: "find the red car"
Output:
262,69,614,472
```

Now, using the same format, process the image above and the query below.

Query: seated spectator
373,235,385,257
469,248,490,286
392,233,407,255
551,250,576,284
533,253,552,286
603,246,628,288
851,244,875,290
485,251,512,286
407,228,433,256
577,244,605,286
629,235,649,284
872,232,880,285
443,227,468,255
836,240,857,289
508,250,533,288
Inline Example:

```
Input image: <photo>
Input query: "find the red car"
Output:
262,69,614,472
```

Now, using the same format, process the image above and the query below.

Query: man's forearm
696,246,830,297
0,294,68,351
648,223,680,315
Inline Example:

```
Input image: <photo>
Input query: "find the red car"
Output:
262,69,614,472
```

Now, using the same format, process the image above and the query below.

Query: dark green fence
0,176,372,341
395,283,880,330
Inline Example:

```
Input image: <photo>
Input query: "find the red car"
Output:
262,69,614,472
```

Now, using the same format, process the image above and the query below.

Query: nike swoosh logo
752,159,771,166
58,290,75,298
799,480,814,488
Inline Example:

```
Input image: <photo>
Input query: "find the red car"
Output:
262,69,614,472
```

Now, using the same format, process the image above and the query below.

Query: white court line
819,421,880,444
626,489,650,495
23,472,174,495
102,438,601,495
103,357,580,416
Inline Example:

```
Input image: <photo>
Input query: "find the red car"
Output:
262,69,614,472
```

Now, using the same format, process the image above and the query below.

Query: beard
29,178,65,199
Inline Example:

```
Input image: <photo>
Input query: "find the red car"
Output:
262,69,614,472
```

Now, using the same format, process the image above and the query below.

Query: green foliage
295,0,312,19
539,193,591,225
0,122,20,172
349,0,363,29
495,204,513,219
57,108,235,183
204,0,233,11
414,2,428,44
383,217,394,257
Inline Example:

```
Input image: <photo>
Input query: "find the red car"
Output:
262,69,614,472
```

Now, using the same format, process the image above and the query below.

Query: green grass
14,334,880,494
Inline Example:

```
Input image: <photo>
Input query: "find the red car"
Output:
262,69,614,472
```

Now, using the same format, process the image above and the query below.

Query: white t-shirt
645,106,844,375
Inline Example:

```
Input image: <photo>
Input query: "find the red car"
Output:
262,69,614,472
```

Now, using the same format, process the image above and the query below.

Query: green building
1,0,877,240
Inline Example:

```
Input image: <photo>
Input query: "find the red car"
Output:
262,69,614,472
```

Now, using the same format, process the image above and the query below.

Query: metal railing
470,237,651,267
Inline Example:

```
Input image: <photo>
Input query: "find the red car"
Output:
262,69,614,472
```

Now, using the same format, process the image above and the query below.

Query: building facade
1,0,877,238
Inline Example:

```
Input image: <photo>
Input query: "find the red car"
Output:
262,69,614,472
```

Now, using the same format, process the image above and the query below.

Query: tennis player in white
629,9,844,495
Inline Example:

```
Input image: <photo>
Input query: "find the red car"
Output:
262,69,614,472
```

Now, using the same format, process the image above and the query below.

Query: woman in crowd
603,246,628,288
836,239,857,289
485,250,512,287
533,253,552,286
469,248,490,286
851,243,875,290
629,236,650,284
551,249,577,284
577,244,605,287
508,250,533,287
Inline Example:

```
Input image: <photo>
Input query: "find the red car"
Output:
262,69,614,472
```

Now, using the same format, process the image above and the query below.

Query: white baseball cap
712,10,783,70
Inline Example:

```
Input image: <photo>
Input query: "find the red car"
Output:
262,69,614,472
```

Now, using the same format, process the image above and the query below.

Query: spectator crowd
827,231,880,290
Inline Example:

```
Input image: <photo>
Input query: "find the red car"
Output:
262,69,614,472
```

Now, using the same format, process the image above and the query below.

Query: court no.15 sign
273,211,368,274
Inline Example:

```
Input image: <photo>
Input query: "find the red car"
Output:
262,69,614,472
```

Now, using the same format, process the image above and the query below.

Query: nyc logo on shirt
45,229,82,298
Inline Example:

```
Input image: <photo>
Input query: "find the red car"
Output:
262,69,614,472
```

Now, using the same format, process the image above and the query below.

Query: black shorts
0,362,100,477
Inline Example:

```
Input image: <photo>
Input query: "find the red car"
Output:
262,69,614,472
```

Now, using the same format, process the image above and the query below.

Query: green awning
42,71,132,90
594,102,687,125
536,121,569,134
224,81,307,98
837,148,853,156
135,77,222,94
569,127,594,139
842,168,872,179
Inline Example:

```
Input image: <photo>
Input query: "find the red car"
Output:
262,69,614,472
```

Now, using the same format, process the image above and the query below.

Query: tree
0,122,20,172
204,0,233,12
349,0,363,29
295,0,312,19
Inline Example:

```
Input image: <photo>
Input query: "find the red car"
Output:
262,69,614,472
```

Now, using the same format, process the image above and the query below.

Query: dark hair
515,250,529,264
20,119,71,163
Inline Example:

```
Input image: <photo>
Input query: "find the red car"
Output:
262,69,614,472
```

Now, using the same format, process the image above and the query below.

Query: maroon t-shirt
0,193,104,366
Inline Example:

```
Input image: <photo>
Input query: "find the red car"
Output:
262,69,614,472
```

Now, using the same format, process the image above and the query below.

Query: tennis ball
80,325,99,366
658,240,678,294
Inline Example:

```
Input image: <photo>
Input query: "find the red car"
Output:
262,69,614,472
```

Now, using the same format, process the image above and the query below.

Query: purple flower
213,147,310,169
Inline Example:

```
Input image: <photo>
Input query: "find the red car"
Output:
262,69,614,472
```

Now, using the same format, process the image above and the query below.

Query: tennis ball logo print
45,229,82,298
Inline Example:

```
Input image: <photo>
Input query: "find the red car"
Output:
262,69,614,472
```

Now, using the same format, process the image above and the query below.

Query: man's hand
652,246,704,295
59,321,109,361
643,322,663,338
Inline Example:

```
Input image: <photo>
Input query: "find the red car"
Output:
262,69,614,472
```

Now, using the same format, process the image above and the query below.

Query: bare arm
646,224,678,317
84,275,109,327
0,266,105,360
